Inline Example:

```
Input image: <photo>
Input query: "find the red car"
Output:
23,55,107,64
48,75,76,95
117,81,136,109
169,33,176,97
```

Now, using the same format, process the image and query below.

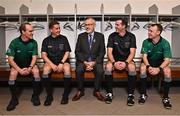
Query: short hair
49,21,59,29
150,23,163,34
85,17,96,24
116,18,128,28
19,22,31,34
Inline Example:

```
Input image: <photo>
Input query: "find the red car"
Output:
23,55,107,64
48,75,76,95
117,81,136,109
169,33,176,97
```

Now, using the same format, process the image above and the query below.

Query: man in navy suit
72,17,105,101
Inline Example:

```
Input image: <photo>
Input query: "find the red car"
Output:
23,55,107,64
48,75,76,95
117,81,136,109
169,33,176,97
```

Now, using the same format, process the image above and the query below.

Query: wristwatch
112,61,115,66
159,67,163,72
60,61,64,64
146,65,150,69
125,61,129,66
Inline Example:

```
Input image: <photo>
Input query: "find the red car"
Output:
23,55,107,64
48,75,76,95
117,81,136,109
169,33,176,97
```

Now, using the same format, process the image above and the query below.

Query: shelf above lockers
131,14,157,22
104,14,130,21
21,14,47,22
158,14,180,22
0,14,20,22
48,14,75,21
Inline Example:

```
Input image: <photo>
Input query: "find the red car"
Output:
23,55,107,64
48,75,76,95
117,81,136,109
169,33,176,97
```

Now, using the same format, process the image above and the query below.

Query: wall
0,0,179,58
0,0,180,14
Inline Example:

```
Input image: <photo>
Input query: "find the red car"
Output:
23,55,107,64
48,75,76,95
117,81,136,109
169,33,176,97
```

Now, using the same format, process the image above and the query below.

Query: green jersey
141,37,172,67
6,36,38,68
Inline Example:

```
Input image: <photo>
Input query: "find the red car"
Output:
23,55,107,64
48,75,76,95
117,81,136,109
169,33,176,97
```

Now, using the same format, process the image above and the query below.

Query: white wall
1,0,179,58
0,0,180,14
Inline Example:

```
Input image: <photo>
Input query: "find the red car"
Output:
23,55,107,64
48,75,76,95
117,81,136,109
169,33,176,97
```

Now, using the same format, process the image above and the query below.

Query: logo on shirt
59,44,64,50
17,50,21,53
125,42,130,48
48,45,52,48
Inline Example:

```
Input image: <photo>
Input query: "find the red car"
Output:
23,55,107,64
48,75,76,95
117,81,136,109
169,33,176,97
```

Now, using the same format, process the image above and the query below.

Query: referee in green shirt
6,23,41,111
139,23,172,109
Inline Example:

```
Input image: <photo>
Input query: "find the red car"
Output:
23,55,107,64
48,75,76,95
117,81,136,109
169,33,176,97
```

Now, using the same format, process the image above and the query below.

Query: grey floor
0,85,180,115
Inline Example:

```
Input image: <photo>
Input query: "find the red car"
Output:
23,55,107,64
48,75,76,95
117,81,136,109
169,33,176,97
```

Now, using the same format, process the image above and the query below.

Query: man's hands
50,63,64,73
113,61,127,70
84,61,96,71
19,67,32,76
147,66,161,75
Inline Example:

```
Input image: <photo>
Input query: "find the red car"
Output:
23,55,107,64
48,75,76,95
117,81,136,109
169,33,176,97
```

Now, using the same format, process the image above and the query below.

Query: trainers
6,98,19,111
127,94,135,106
138,94,148,105
31,94,41,106
44,95,53,106
105,93,113,104
162,97,172,109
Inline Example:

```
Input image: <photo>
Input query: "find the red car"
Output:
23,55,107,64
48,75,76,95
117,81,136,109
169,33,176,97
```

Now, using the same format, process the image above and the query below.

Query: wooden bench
1,58,180,91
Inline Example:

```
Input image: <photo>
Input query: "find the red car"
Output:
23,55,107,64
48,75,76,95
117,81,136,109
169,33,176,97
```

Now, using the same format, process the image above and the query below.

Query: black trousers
76,62,104,92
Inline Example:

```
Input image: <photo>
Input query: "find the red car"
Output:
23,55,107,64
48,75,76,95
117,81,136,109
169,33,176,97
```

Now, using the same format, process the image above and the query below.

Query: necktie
88,34,93,61
89,34,93,49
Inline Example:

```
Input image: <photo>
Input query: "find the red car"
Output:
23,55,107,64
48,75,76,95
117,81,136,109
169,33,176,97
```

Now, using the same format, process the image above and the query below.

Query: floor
0,83,180,115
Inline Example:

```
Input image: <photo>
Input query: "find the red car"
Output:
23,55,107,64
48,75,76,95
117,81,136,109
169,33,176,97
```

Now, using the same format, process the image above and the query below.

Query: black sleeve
41,38,48,53
64,36,71,52
107,33,114,48
130,33,137,48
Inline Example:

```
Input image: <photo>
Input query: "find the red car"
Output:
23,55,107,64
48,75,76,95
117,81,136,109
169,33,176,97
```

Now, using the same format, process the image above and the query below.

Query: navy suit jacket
75,31,105,64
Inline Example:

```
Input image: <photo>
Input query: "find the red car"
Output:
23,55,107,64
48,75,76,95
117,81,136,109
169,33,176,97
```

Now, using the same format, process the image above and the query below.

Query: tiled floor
0,85,180,115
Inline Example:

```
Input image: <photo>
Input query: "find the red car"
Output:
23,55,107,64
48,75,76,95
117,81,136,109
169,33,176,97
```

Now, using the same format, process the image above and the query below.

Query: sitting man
104,18,137,105
139,23,172,109
72,17,106,101
6,22,41,111
41,21,72,105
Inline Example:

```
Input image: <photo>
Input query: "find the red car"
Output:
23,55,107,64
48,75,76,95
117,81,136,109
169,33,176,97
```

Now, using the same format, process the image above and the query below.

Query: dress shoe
72,91,84,101
93,92,105,101
6,98,19,111
44,95,53,106
61,96,69,105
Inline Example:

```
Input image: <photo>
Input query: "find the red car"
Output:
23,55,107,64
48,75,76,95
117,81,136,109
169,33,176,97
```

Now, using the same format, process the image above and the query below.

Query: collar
148,36,162,45
19,36,31,44
87,31,95,37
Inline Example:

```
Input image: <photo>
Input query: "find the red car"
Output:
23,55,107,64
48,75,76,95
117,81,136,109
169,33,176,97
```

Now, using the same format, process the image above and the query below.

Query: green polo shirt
141,37,172,67
6,36,38,68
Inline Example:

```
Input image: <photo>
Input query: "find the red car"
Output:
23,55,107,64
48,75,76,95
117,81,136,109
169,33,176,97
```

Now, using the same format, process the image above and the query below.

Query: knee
9,68,18,79
140,64,146,74
32,68,40,75
64,64,71,75
43,66,51,75
105,62,113,71
128,63,136,72
163,67,171,76
64,64,71,71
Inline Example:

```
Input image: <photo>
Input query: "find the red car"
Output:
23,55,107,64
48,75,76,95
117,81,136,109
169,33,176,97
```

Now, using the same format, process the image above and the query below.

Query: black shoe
127,94,135,106
6,98,19,111
61,96,69,105
105,93,113,104
138,94,148,105
31,94,41,106
163,97,172,109
44,95,53,106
